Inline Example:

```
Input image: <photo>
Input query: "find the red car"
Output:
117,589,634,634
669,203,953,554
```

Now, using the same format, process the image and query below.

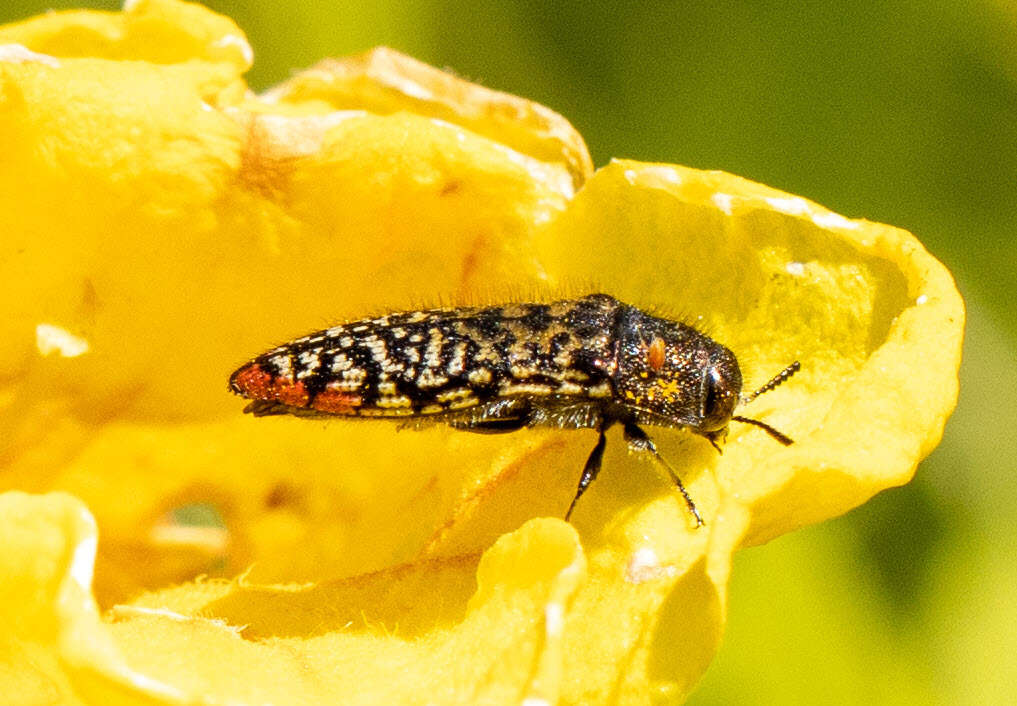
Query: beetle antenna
731,415,794,445
741,361,800,404
732,361,800,445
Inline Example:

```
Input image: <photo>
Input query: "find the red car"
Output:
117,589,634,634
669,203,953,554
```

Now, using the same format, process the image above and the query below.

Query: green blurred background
4,1,1013,703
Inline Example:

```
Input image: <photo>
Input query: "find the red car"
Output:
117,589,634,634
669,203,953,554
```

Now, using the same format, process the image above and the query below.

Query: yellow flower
0,1,963,704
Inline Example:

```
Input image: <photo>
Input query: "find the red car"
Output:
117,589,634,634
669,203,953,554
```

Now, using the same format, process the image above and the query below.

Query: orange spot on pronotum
647,337,666,371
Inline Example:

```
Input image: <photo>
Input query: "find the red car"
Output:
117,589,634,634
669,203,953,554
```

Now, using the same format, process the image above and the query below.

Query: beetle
230,293,799,526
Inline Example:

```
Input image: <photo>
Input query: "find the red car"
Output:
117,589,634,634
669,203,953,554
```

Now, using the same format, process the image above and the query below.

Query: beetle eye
703,370,722,418
701,367,735,430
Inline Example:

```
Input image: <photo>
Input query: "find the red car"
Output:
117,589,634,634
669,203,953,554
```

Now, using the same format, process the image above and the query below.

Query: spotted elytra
229,293,800,527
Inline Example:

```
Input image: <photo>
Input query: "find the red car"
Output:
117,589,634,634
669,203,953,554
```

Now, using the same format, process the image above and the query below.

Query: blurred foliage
3,0,1012,703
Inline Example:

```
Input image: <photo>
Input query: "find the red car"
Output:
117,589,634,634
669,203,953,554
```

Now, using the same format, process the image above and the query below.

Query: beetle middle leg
565,421,612,521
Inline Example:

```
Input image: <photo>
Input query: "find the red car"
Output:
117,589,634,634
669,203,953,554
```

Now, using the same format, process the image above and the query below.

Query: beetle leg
565,424,610,520
443,399,534,433
623,423,704,527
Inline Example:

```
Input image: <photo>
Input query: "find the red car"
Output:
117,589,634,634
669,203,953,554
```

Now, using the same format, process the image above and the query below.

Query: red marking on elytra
276,378,310,407
647,337,666,371
232,364,273,398
311,389,363,414
232,364,310,407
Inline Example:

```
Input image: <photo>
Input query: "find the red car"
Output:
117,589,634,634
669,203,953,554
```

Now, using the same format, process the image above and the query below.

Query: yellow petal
261,46,593,191
0,1,963,704
0,0,252,70
0,496,585,706
533,160,963,545
0,491,188,705
1,0,585,603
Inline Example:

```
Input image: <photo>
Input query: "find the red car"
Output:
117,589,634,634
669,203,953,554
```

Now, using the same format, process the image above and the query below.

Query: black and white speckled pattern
230,293,799,525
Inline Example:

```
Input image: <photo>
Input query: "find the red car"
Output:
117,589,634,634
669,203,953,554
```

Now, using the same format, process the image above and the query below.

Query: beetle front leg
623,423,704,528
